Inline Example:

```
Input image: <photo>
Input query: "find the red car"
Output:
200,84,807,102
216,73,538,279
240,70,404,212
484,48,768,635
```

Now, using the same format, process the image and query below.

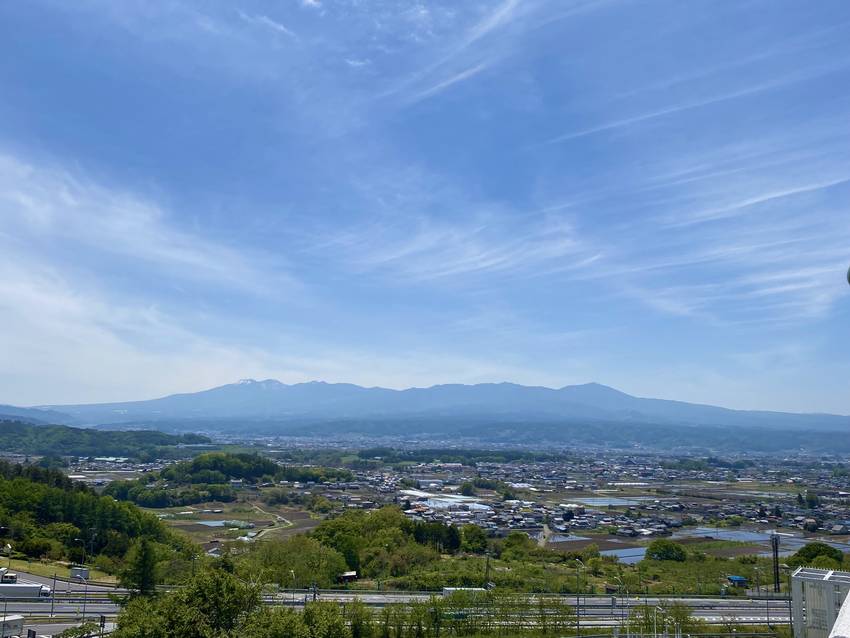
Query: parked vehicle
0,569,18,584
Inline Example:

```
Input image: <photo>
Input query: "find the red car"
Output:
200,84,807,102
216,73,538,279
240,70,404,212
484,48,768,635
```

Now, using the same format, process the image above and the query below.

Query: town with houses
8,445,850,563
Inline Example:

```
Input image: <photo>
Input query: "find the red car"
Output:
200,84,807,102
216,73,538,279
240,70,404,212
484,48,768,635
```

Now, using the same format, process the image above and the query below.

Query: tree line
105,452,354,508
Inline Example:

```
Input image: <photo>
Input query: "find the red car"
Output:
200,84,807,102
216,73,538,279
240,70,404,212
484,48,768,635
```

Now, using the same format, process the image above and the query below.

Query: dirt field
145,500,319,544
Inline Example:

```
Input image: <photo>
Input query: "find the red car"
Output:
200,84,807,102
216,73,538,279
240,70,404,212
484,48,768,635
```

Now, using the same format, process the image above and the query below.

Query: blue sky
1,0,849,412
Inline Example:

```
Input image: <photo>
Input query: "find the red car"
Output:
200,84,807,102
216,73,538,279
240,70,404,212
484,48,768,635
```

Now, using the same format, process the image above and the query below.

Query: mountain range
8,379,846,433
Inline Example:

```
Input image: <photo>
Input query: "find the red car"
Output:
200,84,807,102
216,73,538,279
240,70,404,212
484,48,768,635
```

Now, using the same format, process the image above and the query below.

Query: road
3,571,116,593
2,570,796,634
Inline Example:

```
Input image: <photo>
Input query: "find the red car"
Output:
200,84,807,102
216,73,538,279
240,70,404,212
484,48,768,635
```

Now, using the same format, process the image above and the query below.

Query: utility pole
76,575,88,622
771,534,781,593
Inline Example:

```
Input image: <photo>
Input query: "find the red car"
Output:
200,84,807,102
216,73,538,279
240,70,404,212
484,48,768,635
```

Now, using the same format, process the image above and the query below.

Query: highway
2,571,116,593
1,591,794,626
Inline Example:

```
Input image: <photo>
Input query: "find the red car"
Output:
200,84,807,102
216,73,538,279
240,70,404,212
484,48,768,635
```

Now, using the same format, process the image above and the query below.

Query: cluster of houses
379,454,850,542
38,446,850,543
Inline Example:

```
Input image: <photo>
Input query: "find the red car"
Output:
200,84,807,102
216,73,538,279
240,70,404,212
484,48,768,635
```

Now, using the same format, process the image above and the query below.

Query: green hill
0,419,211,459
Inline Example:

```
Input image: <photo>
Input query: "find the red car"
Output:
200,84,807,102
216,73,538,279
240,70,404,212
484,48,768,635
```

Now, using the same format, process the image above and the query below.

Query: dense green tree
311,507,465,581
811,555,842,570
500,532,536,560
113,568,260,638
242,607,310,638
791,542,843,566
461,525,488,554
122,538,159,595
646,539,687,562
0,460,182,571
239,535,347,589
805,490,821,509
303,601,351,638
344,600,374,638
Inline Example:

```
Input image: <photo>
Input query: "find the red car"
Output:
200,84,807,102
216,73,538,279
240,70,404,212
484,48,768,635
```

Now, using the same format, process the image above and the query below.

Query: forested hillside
0,420,211,459
0,460,190,575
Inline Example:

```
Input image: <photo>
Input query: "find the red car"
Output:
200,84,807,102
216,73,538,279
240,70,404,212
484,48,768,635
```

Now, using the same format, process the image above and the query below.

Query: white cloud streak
405,63,488,103
542,60,850,144
318,212,599,282
236,10,297,39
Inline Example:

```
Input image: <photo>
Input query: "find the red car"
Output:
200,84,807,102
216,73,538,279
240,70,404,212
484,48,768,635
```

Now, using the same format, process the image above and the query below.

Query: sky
1,0,849,412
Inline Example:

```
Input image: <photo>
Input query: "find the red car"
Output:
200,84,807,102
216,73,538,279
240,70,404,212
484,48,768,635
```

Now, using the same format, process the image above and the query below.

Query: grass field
4,557,117,583
678,538,764,557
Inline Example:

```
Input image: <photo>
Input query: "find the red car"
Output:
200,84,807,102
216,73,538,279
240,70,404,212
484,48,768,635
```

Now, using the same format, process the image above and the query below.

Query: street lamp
75,574,89,622
654,606,678,638
614,575,630,635
574,559,585,638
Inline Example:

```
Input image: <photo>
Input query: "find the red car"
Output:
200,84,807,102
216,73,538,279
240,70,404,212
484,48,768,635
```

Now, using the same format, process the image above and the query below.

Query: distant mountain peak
236,378,284,387
33,379,850,438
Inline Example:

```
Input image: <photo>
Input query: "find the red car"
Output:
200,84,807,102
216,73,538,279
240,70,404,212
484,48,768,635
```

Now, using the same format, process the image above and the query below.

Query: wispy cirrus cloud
236,10,297,39
379,0,532,105
663,175,850,226
404,63,489,104
315,211,600,283
541,59,850,145
3,0,850,412
0,152,290,294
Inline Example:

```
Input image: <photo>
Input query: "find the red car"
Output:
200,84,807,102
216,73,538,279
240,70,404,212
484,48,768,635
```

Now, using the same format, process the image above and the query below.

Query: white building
792,567,850,638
